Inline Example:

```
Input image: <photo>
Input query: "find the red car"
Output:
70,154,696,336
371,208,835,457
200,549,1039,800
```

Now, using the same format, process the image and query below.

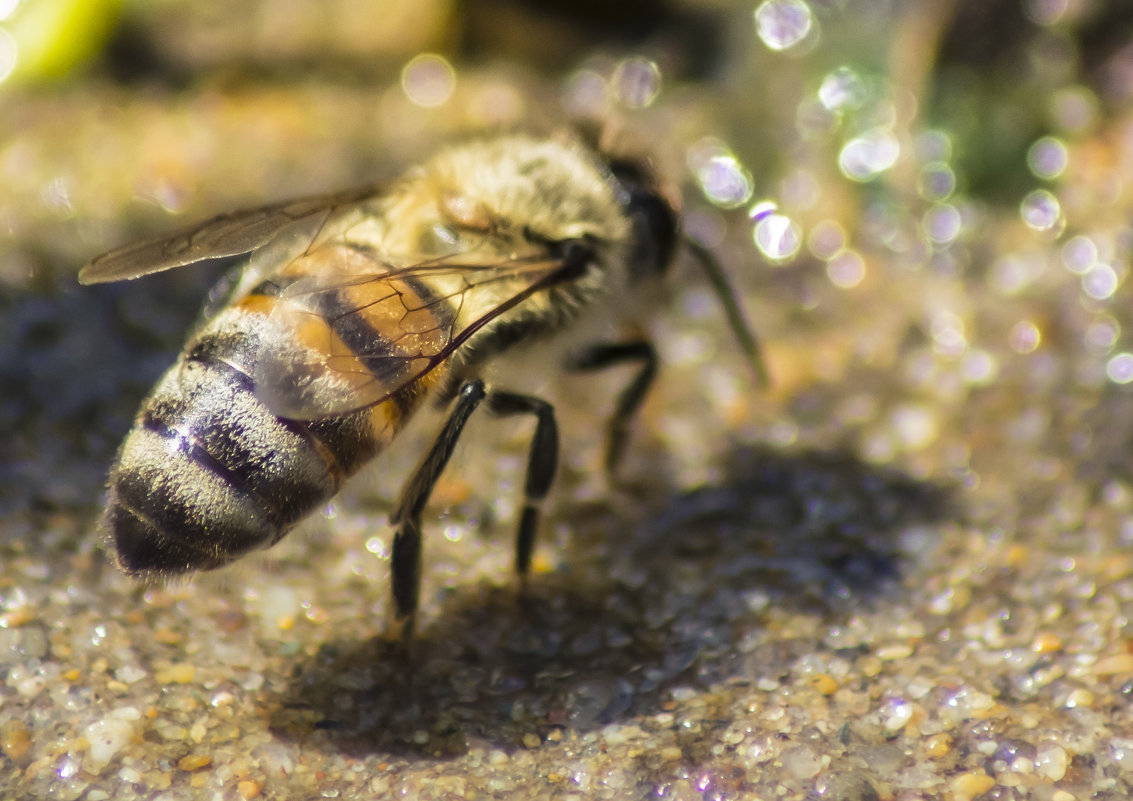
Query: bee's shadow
267,445,956,759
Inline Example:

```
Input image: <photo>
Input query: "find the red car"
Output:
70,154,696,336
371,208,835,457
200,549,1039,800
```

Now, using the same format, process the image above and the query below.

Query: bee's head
605,144,770,386
606,157,680,282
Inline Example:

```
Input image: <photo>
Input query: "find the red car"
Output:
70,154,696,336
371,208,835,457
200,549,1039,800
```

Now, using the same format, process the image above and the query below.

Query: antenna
685,238,771,387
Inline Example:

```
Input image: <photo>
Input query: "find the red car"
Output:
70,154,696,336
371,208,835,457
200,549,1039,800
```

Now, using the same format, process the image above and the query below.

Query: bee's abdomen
106,313,387,577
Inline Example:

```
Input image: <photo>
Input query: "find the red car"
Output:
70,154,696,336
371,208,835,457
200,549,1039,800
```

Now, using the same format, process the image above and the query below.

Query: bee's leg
483,391,559,580
390,379,487,639
567,341,657,474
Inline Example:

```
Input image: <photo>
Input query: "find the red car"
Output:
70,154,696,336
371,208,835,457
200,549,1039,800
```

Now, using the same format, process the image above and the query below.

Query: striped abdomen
104,286,438,577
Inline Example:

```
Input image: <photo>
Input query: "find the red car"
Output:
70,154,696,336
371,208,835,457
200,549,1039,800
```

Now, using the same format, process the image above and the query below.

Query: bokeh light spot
917,162,956,201
753,213,802,263
1009,320,1041,354
963,350,998,385
754,0,813,52
1081,263,1119,300
1085,317,1120,353
613,56,661,109
1027,136,1068,180
401,53,455,108
1106,353,1133,384
1061,235,1097,275
696,156,753,209
826,250,866,289
689,139,754,209
839,129,900,181
749,199,778,223
930,311,967,359
1019,189,1061,231
807,219,846,260
819,66,866,111
562,68,607,117
923,204,962,245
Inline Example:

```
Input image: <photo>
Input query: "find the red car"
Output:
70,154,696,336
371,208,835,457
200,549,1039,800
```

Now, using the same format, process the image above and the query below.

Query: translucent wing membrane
77,187,379,284
254,253,571,419
79,184,587,421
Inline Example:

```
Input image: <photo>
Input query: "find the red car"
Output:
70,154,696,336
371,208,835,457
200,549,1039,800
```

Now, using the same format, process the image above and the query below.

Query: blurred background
3,1,1133,799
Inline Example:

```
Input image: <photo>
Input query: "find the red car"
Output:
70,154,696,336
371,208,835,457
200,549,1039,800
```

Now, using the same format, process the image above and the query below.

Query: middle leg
567,340,658,475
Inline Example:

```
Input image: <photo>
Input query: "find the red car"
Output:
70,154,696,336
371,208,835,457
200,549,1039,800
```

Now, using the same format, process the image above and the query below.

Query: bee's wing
77,187,379,284
253,252,572,420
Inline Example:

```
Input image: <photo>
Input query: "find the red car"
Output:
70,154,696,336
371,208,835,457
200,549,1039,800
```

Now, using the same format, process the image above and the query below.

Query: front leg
390,379,487,640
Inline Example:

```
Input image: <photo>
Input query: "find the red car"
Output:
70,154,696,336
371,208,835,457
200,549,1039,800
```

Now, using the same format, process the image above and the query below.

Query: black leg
389,380,561,637
485,391,559,577
568,340,657,474
390,379,486,637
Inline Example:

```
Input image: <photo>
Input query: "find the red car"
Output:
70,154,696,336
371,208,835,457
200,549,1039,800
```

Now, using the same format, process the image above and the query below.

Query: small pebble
1032,632,1063,654
189,719,208,743
859,656,883,677
877,642,914,661
923,733,952,758
8,664,46,698
115,665,148,684
0,607,35,628
83,718,135,771
154,663,196,685
1063,688,1094,708
238,780,263,799
1035,743,1068,781
1,721,32,763
1011,757,1035,774
256,742,296,775
951,772,995,799
780,745,823,779
152,629,183,645
178,754,212,771
880,697,913,733
808,674,839,695
1092,653,1133,675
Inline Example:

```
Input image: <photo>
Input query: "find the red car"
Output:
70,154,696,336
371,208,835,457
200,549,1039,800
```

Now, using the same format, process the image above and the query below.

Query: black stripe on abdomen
109,311,381,575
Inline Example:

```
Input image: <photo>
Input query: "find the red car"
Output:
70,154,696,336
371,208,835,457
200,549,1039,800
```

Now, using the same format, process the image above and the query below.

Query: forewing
253,252,569,419
78,187,378,284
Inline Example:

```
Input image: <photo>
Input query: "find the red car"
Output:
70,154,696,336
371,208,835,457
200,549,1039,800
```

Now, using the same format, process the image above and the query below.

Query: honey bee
81,132,765,633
